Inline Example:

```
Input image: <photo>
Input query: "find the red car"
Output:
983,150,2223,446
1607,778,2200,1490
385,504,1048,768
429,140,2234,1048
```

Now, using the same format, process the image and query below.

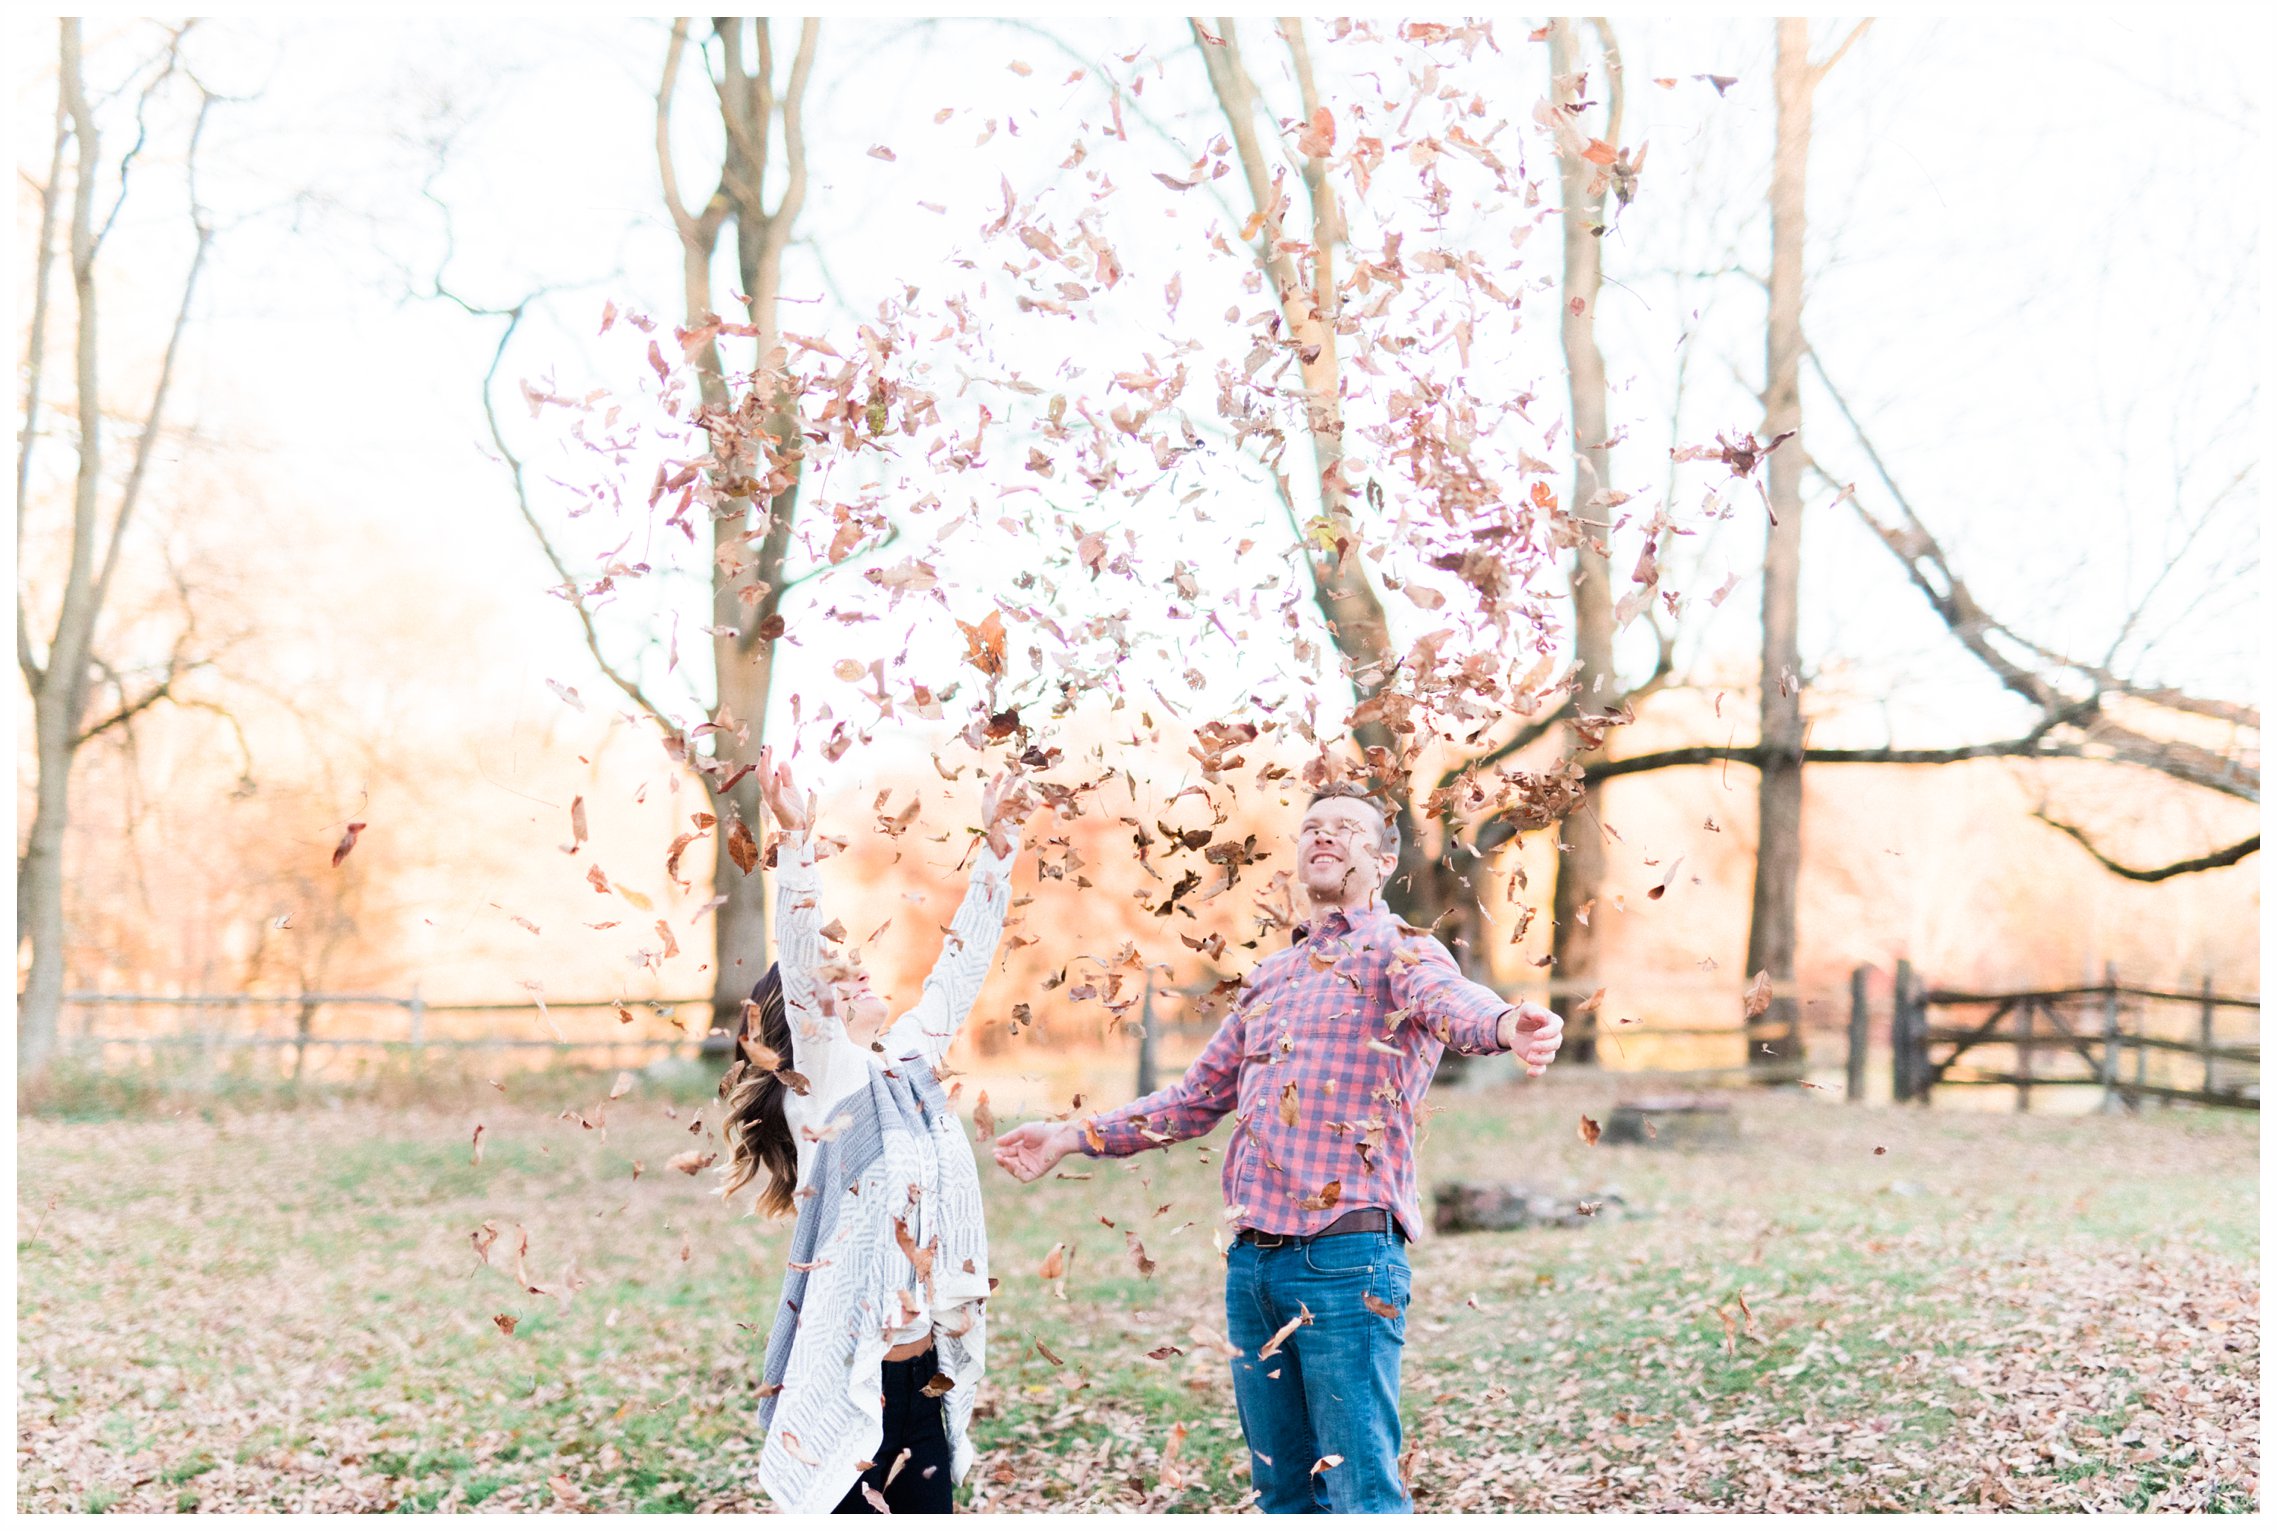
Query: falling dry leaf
1578,1114,1602,1146
492,1313,517,1337
667,1150,716,1176
1258,1302,1313,1359
1039,1243,1066,1280
330,821,366,867
1743,970,1774,1019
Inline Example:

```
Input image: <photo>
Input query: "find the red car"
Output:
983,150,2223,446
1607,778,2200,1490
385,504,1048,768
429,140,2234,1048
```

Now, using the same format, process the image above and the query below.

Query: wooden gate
1889,962,2259,1111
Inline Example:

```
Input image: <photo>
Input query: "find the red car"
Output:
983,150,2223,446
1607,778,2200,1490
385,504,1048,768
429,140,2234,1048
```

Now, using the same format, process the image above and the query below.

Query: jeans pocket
1301,1230,1390,1275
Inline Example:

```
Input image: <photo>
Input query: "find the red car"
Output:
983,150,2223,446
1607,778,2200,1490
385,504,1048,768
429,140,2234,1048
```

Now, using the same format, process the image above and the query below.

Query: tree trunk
655,19,818,1054
1745,18,1814,1071
1544,18,1622,1063
18,21,103,1086
17,708,74,1078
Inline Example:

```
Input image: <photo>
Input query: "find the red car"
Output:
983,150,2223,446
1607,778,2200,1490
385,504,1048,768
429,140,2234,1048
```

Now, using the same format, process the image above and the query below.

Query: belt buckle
1248,1229,1289,1249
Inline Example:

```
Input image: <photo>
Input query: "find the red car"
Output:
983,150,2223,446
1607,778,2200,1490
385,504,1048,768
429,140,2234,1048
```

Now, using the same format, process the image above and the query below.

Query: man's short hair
1305,783,1401,858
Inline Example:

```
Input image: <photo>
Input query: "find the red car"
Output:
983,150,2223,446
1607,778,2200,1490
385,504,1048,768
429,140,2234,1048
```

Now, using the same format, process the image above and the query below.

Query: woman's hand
758,745,812,835
980,771,1037,859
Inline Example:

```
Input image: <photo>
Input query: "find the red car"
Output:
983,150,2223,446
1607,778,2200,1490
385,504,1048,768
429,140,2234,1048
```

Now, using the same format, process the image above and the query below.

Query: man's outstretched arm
994,1001,1245,1182
1390,933,1566,1073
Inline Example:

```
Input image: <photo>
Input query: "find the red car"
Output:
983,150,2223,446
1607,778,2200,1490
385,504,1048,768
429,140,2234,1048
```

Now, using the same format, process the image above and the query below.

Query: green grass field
15,1069,2258,1512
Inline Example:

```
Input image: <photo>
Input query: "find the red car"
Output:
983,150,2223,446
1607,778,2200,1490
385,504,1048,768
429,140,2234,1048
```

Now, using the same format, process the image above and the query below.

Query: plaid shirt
1082,899,1514,1241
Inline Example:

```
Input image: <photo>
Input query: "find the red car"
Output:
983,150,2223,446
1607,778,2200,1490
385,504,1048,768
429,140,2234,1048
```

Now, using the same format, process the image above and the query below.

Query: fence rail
54,964,2258,1115
1888,962,2257,1112
59,990,712,1078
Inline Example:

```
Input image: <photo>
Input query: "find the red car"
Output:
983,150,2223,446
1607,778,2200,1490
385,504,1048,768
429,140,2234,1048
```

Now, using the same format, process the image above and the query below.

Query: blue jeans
1224,1230,1412,1513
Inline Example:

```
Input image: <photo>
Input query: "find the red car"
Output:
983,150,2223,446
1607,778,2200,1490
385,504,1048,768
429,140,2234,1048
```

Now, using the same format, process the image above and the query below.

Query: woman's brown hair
720,964,799,1219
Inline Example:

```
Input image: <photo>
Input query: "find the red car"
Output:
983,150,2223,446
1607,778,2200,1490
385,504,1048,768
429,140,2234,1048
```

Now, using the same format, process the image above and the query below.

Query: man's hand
1500,1002,1564,1077
992,1119,1084,1183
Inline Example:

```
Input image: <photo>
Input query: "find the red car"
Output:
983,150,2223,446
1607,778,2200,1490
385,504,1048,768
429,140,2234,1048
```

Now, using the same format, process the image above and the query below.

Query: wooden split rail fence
1885,961,2258,1112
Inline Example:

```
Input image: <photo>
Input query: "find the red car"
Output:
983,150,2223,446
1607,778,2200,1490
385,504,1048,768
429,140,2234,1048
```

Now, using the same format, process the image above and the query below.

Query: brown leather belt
1236,1207,1392,1248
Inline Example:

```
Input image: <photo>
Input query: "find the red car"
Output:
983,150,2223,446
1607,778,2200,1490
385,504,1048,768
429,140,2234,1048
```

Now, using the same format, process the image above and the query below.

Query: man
994,784,1564,1513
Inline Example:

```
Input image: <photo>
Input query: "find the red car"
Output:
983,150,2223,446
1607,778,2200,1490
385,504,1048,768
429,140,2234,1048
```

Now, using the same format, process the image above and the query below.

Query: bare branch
1805,345,2258,738
2032,812,2259,883
93,22,193,252
752,18,820,345
72,658,204,747
17,83,68,693
88,87,216,644
656,20,690,226
1810,18,1874,83
1582,731,2097,786
50,18,108,715
471,298,682,736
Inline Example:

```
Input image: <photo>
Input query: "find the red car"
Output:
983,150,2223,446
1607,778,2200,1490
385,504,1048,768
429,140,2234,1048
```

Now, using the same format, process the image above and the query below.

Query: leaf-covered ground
15,1074,2258,1513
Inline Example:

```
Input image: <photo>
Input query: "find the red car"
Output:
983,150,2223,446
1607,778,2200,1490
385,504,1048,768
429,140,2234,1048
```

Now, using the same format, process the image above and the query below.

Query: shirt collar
1290,898,1386,945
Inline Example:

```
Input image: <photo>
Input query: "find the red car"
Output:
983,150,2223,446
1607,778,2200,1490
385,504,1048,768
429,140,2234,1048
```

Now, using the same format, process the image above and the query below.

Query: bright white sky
12,12,2266,915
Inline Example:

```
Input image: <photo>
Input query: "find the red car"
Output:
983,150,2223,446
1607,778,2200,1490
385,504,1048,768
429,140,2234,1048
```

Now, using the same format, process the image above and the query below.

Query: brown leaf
919,1371,954,1398
1310,1455,1345,1475
1362,1291,1399,1319
1578,1114,1602,1146
973,1090,996,1142
1145,1344,1184,1360
1039,1242,1066,1280
726,818,760,876
1296,104,1336,159
1258,1302,1313,1359
492,1312,517,1337
1279,1081,1300,1128
1743,970,1774,1019
330,821,367,868
1296,1179,1342,1212
470,1124,485,1166
1125,1230,1156,1278
956,610,1008,677
569,795,588,847
667,1150,717,1176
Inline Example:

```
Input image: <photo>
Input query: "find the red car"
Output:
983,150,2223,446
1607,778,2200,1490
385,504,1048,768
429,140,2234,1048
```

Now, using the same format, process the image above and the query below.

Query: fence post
1846,966,1870,1102
1891,960,1915,1103
2015,996,2034,1113
2098,964,2121,1113
1134,973,1157,1099
409,983,426,1062
2199,973,2215,1097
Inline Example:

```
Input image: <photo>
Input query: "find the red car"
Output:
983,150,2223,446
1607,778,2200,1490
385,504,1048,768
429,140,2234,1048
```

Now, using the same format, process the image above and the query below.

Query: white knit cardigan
753,828,1013,1514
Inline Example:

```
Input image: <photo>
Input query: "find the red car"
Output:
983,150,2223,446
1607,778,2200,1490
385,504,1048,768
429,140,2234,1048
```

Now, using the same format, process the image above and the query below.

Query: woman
719,746,1032,1514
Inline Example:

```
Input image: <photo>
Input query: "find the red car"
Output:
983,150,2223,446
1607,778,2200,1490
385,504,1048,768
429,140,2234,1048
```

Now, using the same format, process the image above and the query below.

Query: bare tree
17,21,217,1082
1192,17,1623,984
1740,17,1869,1071
500,18,821,1052
1542,16,1625,1060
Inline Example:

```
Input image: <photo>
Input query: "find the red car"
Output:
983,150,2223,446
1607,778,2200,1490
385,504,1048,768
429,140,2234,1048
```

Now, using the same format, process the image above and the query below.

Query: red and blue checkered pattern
1084,901,1514,1241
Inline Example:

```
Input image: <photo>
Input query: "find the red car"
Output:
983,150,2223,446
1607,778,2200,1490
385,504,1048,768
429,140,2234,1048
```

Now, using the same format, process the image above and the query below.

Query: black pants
833,1349,954,1514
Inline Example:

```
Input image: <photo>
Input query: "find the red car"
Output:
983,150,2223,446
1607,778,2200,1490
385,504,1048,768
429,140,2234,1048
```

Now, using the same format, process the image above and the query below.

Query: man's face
1296,796,1395,904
